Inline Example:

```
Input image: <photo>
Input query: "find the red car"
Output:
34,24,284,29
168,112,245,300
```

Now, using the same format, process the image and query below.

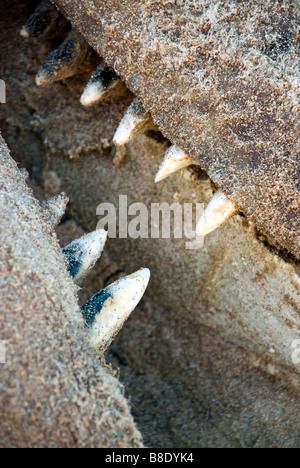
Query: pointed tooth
63,230,107,285
196,189,238,236
41,192,69,230
81,268,150,351
80,65,120,107
155,145,193,183
20,26,30,38
20,0,62,39
36,29,89,86
113,97,153,146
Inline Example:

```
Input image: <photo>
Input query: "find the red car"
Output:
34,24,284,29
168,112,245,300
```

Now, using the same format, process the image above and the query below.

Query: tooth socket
92,66,119,90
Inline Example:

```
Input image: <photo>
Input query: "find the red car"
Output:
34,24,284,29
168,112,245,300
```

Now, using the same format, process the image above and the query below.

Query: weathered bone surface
1,0,299,375
54,0,300,258
41,192,69,230
1,0,300,448
63,229,108,285
0,134,143,448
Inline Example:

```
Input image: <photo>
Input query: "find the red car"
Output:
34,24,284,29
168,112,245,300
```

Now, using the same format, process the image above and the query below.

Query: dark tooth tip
21,0,62,39
36,29,90,85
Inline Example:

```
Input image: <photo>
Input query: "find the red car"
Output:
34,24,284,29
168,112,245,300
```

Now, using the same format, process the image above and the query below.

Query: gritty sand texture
1,0,300,448
1,0,299,378
55,0,300,259
0,134,143,447
59,220,300,448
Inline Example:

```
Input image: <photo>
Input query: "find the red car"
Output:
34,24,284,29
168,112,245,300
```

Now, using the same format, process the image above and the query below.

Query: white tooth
196,189,238,236
155,145,193,183
41,192,69,230
63,230,107,285
80,66,120,107
80,82,106,107
20,26,30,38
113,97,152,146
36,29,89,86
82,268,150,351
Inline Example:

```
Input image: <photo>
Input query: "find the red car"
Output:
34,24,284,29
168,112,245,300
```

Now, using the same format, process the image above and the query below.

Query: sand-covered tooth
81,268,150,351
63,230,107,285
113,97,155,146
20,0,63,39
155,145,193,183
41,192,69,230
196,189,239,237
80,64,121,106
36,29,90,86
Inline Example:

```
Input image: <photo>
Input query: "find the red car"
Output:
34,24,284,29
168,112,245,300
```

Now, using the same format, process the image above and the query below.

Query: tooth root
113,97,154,146
36,29,90,86
196,189,239,237
41,192,69,230
80,65,121,107
155,145,193,183
20,0,63,39
63,230,107,285
81,268,150,351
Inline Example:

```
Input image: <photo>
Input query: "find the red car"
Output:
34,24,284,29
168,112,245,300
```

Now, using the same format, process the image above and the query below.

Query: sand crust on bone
55,0,300,259
0,0,299,448
0,134,143,448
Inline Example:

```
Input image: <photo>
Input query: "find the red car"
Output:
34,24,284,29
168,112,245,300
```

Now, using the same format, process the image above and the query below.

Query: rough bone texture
0,135,143,448
55,0,300,258
1,0,300,448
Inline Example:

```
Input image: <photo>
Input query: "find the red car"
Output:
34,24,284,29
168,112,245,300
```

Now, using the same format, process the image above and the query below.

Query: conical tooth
36,29,89,86
41,192,69,230
113,97,153,146
155,145,193,183
63,230,107,285
196,189,238,236
80,65,120,107
81,268,150,351
20,26,30,39
20,0,62,39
